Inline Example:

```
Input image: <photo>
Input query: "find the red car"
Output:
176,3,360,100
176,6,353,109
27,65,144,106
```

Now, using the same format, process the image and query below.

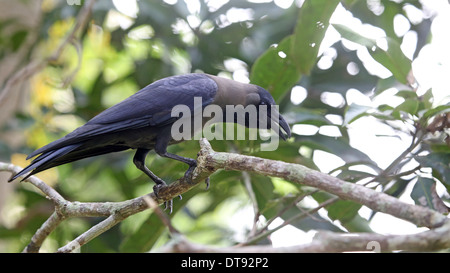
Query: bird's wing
27,74,217,159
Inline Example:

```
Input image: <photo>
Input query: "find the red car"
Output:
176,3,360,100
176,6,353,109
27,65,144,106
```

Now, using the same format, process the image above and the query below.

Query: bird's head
242,86,291,141
207,74,291,141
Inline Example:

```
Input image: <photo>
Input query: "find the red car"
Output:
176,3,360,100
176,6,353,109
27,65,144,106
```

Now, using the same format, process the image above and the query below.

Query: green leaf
333,24,412,84
292,0,340,73
313,192,361,223
289,212,344,232
253,142,319,170
376,0,402,43
295,134,378,166
421,103,450,120
419,89,433,110
341,0,360,8
332,23,376,47
263,194,343,232
251,0,340,100
374,76,411,96
415,153,450,189
250,35,301,102
393,98,419,116
377,104,394,112
283,107,330,125
344,103,372,125
250,173,275,212
410,177,449,214
336,169,375,183
261,194,298,220
119,212,166,252
370,37,412,84
411,177,434,208
342,214,373,233
384,178,412,199
327,200,361,223
395,90,418,99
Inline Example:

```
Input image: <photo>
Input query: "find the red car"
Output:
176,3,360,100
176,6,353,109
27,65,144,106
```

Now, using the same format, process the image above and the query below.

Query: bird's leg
133,148,175,212
153,133,198,183
133,148,166,186
157,151,197,181
158,151,210,189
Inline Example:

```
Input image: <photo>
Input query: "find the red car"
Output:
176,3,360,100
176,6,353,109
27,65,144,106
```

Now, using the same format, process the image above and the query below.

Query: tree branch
196,138,447,229
1,138,448,252
160,220,450,253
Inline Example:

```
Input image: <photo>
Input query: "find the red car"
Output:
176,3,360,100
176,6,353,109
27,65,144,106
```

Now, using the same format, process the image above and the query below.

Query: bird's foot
152,181,181,214
183,162,210,190
183,162,197,184
152,180,167,201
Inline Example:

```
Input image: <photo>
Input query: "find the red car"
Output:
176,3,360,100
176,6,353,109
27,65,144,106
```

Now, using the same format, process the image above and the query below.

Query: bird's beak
278,115,291,141
270,109,291,141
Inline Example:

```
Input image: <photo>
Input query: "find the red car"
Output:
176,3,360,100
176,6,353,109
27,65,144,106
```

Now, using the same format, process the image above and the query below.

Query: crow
9,73,291,210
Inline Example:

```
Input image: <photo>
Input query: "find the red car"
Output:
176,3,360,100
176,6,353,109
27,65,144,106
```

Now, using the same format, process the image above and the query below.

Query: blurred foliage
0,0,449,252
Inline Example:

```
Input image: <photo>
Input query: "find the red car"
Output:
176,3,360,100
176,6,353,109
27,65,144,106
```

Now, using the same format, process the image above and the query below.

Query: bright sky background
111,0,450,248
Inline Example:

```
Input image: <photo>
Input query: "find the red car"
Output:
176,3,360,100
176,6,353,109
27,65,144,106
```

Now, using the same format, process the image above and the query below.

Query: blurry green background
0,0,449,252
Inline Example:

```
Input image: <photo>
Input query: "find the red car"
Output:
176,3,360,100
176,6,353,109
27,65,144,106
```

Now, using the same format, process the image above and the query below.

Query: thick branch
196,139,446,229
1,138,448,252
0,161,208,252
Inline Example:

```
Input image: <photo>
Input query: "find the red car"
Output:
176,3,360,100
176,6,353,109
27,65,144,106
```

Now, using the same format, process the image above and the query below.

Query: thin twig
241,171,260,237
23,211,65,253
265,189,320,230
143,195,180,235
375,126,425,182
241,196,338,246
57,214,119,253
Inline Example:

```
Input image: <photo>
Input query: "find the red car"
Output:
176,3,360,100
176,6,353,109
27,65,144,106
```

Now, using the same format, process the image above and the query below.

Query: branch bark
1,138,448,253
196,139,446,229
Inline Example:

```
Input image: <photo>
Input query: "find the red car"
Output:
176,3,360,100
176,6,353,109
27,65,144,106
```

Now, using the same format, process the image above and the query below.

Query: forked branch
0,138,448,253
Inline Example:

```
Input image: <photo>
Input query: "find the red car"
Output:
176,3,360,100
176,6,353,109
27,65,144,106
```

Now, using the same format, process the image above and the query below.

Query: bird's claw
161,194,182,214
153,182,182,214
152,161,199,214
183,163,210,190
153,182,172,214
205,177,210,190
163,199,173,213
152,180,167,196
183,164,197,184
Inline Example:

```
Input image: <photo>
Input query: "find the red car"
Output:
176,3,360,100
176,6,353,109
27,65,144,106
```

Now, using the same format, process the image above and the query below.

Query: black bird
9,73,291,209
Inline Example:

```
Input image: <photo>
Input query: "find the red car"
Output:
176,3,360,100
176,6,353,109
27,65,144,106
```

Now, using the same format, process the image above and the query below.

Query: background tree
0,0,449,253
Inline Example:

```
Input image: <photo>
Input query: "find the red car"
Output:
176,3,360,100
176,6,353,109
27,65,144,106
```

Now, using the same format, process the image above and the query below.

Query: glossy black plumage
11,74,217,181
9,73,291,206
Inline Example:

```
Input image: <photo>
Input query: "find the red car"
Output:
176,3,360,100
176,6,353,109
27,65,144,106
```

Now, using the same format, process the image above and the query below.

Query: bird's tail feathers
8,144,82,182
